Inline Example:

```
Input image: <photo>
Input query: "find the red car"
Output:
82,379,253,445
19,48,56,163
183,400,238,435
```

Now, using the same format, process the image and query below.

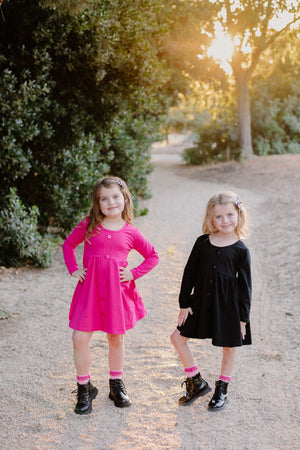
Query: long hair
85,176,134,239
202,191,249,239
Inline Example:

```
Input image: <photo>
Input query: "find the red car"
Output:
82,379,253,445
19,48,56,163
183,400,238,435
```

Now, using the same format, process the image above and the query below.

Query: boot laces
111,379,127,394
181,378,194,395
72,382,89,397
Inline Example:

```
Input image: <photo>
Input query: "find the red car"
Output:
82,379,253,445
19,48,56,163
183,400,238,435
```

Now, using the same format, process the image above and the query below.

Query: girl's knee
107,333,124,347
170,329,178,346
223,346,237,355
170,329,186,348
222,347,237,362
72,330,92,348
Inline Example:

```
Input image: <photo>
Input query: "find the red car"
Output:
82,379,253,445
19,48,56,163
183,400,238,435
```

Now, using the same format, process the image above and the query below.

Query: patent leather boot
109,379,131,408
208,380,228,411
73,381,98,415
179,372,211,405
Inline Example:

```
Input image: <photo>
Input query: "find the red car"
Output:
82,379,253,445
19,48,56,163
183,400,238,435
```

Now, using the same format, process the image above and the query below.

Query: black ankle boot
179,372,211,405
73,380,98,415
208,380,228,411
109,379,131,408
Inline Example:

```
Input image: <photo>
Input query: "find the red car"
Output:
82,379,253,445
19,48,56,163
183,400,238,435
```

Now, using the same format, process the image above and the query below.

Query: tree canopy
0,0,299,267
162,0,300,159
0,0,179,266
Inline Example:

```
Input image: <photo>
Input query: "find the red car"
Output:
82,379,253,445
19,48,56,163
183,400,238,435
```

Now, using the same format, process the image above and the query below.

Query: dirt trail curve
0,136,299,449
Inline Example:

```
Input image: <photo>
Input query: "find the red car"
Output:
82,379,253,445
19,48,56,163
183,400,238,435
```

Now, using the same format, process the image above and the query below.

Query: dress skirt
177,235,252,347
69,256,147,334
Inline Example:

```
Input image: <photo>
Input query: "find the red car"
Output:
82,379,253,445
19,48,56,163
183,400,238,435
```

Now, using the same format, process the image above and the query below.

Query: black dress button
217,250,221,255
213,265,216,269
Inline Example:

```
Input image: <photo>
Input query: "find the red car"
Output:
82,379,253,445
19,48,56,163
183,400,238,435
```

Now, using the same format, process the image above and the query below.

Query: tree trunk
234,69,254,159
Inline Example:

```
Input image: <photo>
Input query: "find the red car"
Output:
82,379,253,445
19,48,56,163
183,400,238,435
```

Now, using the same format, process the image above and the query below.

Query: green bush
0,189,54,268
0,0,175,266
182,101,239,165
251,51,300,156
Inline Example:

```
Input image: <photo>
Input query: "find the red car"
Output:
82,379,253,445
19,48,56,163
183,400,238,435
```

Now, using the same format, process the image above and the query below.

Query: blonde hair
85,176,134,239
202,191,249,239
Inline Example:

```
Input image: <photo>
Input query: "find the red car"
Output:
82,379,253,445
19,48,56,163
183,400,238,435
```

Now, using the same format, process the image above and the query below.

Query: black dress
177,234,252,347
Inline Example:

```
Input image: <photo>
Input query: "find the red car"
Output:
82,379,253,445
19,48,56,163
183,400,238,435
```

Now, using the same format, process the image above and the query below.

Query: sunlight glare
269,10,297,31
208,35,234,61
207,31,234,75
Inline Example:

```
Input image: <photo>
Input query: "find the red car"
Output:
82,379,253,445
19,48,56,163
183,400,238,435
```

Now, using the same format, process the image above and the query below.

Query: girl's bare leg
170,328,195,368
72,330,93,376
207,347,236,411
221,347,237,377
171,329,211,404
107,334,125,372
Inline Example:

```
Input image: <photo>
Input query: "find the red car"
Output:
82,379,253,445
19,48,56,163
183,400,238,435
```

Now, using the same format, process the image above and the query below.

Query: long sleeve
237,247,252,322
62,220,87,275
130,228,159,280
178,238,201,308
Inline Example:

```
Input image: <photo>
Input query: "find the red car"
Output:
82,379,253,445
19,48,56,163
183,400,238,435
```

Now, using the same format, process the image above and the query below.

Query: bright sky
205,8,299,75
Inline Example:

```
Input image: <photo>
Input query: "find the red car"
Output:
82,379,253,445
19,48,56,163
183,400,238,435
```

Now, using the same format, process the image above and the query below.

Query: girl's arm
178,238,200,308
129,228,159,280
238,247,252,323
62,220,87,275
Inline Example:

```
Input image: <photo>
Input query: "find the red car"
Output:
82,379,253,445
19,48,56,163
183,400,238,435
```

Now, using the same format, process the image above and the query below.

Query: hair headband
117,179,126,188
234,196,244,212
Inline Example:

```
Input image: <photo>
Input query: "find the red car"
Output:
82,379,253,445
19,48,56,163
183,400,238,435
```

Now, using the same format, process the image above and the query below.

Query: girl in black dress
170,191,251,411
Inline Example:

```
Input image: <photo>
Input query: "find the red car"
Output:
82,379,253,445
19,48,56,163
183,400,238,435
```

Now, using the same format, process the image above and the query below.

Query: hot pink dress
63,219,159,334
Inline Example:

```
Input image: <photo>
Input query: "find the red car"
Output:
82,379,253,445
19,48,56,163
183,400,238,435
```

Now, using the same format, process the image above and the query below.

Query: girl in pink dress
63,176,159,414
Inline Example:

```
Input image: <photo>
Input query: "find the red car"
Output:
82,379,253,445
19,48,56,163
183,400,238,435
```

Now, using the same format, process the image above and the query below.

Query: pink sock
184,366,199,378
77,374,90,385
219,374,231,383
110,370,123,380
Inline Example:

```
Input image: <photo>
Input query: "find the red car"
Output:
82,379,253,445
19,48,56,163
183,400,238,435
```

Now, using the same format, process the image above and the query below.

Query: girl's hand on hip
119,267,134,282
240,322,247,339
177,307,193,327
71,268,87,283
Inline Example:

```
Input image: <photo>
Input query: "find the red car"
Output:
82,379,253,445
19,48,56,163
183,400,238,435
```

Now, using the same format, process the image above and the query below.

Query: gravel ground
0,136,299,449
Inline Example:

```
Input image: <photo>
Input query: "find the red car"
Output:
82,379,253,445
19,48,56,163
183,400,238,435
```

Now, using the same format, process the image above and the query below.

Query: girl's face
98,185,125,219
212,203,238,235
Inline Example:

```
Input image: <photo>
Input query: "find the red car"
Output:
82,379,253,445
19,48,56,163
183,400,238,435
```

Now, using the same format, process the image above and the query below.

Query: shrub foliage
0,0,173,266
0,189,54,267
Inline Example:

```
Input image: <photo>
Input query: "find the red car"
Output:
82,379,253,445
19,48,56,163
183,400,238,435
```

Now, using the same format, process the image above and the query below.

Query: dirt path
0,138,299,449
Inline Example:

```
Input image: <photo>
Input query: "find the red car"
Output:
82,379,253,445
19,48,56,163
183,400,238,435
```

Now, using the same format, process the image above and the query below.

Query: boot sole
179,384,212,406
74,387,98,415
109,393,131,408
207,397,228,412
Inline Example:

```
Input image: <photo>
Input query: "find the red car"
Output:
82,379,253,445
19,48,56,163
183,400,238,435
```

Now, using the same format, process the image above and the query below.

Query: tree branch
265,13,300,48
261,0,273,37
247,4,300,76
224,0,233,32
